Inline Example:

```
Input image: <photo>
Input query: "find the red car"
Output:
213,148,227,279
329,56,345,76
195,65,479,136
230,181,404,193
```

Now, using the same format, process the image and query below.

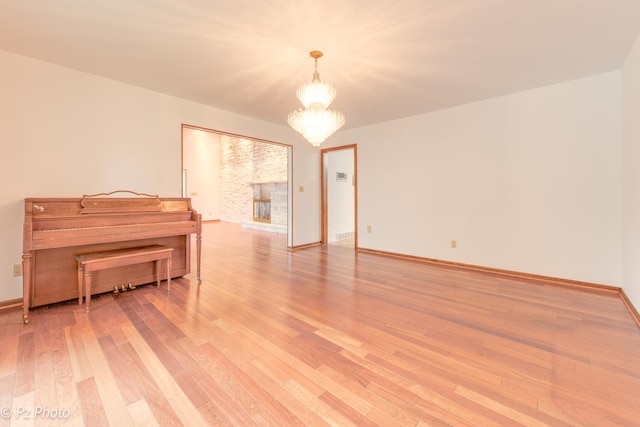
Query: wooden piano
22,191,202,323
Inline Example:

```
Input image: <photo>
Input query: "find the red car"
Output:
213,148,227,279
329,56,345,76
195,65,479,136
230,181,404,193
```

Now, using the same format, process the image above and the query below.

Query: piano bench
76,244,174,313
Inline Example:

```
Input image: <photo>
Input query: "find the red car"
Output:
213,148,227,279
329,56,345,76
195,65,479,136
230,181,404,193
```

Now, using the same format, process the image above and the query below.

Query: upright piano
22,191,202,323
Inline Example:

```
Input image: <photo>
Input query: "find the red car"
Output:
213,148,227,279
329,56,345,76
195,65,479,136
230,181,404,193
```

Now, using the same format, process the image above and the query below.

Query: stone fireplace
220,137,287,233
249,181,286,228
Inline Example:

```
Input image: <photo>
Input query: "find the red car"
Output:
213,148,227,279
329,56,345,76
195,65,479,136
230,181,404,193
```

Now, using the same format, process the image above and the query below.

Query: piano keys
22,190,202,323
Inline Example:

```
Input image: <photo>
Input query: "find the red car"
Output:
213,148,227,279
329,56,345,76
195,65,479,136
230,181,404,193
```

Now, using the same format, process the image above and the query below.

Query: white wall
622,34,640,310
291,144,322,244
328,72,622,287
182,128,220,221
0,49,321,303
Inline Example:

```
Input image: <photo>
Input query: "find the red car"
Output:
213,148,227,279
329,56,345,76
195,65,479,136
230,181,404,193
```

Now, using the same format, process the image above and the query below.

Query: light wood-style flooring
1,221,639,426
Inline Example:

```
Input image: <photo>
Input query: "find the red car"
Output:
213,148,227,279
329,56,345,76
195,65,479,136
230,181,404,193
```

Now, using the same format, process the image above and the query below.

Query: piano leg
22,252,32,324
197,232,202,284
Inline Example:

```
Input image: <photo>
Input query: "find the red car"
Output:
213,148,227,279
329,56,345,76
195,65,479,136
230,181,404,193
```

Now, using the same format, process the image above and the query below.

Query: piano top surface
25,196,192,216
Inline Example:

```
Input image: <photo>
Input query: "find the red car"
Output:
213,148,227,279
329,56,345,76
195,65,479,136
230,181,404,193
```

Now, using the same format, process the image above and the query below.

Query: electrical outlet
451,240,457,249
367,225,372,234
13,263,22,277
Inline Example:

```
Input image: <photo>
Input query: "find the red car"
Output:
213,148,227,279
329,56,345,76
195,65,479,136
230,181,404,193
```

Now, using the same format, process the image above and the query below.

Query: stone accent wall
220,138,254,223
219,137,288,225
252,143,287,183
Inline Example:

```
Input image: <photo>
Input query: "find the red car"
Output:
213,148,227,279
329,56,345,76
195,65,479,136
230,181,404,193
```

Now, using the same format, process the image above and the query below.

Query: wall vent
335,231,354,241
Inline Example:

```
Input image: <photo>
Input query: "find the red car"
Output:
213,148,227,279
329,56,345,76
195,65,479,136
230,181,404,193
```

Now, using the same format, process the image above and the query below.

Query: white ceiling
1,0,640,130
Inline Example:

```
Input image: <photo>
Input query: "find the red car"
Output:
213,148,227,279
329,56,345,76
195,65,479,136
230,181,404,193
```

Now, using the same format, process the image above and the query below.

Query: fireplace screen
253,198,271,223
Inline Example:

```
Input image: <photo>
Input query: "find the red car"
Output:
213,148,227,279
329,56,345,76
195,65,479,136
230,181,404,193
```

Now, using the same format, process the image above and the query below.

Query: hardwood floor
1,221,640,426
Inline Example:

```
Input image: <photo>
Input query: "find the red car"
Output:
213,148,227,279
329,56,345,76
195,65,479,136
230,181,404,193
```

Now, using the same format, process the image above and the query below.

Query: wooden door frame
320,144,358,247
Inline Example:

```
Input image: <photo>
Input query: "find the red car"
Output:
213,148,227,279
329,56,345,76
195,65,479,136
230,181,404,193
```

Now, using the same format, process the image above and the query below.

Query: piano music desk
76,245,173,312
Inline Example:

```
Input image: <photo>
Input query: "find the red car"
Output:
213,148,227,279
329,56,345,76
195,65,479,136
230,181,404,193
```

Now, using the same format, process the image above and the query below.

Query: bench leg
77,265,84,305
155,260,161,287
167,256,172,292
84,272,92,313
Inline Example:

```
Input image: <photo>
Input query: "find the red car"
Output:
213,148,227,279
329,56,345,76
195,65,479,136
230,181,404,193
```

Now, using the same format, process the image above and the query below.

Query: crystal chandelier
288,51,345,146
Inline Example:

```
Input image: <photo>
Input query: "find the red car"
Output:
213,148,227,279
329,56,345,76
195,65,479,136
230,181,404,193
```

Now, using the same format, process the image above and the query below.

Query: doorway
181,124,293,247
321,145,357,248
